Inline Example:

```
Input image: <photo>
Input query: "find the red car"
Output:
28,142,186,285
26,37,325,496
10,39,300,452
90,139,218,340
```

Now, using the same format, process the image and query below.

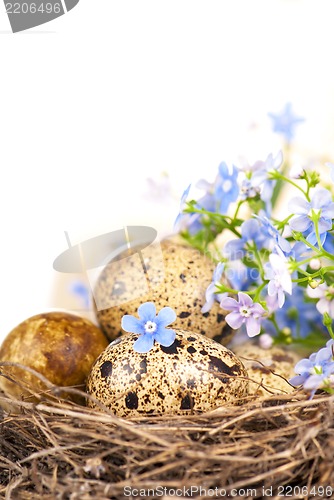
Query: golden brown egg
86,328,248,416
94,239,233,345
0,312,109,404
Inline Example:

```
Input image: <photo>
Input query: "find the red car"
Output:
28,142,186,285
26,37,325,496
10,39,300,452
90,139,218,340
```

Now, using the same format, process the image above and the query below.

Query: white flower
264,253,292,308
307,283,334,318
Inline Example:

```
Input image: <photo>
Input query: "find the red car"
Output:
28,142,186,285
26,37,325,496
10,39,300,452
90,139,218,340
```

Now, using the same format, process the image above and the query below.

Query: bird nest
0,365,334,500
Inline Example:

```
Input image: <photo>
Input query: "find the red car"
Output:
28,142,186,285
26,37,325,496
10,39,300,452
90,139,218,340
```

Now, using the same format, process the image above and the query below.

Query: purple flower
214,162,239,214
220,292,265,337
122,302,176,353
289,188,334,243
264,253,292,308
268,102,304,142
201,262,227,313
290,347,334,397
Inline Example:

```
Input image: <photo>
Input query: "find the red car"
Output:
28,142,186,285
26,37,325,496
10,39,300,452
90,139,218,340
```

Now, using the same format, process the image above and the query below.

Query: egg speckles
86,329,248,416
0,312,109,404
233,343,301,396
94,240,233,345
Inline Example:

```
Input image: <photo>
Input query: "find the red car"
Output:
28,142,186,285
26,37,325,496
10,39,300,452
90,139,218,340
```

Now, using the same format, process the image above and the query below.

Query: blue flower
251,151,283,204
220,292,265,337
174,184,198,233
239,178,261,200
201,262,227,313
254,213,291,254
227,260,260,291
214,162,239,214
289,188,334,243
224,219,266,260
289,347,334,397
268,102,304,142
122,302,176,353
263,287,326,339
174,182,218,235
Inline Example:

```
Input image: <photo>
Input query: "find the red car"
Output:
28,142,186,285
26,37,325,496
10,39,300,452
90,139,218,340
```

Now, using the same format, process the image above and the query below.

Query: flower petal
322,202,334,219
317,218,332,234
133,334,155,353
289,374,307,386
138,302,156,322
156,307,177,327
220,297,238,311
225,311,244,329
223,239,245,260
245,316,261,337
154,327,176,347
303,374,324,391
312,188,332,209
289,215,311,232
121,315,144,334
288,196,309,215
238,292,253,307
315,347,332,364
294,358,312,373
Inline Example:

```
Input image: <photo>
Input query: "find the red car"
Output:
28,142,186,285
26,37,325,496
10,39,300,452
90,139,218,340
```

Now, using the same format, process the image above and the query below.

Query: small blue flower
268,102,304,142
214,162,239,214
254,213,291,254
251,151,283,205
122,302,176,353
201,262,227,313
263,287,326,340
174,182,218,235
224,219,266,260
239,178,261,200
220,292,265,337
227,260,260,291
289,347,334,397
289,188,334,243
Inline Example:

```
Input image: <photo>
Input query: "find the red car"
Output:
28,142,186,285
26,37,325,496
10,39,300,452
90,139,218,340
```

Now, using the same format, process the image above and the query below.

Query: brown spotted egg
233,342,301,397
86,329,248,416
94,239,233,345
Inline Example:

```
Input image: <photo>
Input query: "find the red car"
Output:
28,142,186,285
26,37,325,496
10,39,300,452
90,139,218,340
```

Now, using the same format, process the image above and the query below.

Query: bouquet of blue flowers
176,105,334,398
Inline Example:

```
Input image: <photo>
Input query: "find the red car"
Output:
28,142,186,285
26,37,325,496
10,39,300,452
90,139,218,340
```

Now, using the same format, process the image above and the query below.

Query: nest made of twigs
0,364,334,500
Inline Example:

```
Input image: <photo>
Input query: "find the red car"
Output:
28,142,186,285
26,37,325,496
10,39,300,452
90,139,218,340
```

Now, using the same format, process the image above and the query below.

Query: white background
0,0,334,341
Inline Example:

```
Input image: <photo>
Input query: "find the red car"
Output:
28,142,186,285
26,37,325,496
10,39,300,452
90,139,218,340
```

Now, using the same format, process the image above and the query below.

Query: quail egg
233,342,301,396
86,328,248,416
94,239,233,345
0,312,109,404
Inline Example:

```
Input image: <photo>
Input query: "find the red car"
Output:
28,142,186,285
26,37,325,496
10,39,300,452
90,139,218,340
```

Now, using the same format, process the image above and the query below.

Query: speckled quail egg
0,312,109,404
232,342,301,397
94,239,233,345
86,328,248,416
